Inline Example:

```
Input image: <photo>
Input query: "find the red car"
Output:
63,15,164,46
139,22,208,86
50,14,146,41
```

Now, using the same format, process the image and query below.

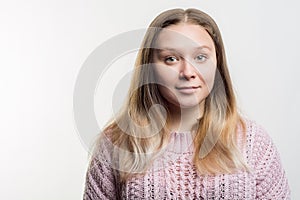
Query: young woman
83,8,290,199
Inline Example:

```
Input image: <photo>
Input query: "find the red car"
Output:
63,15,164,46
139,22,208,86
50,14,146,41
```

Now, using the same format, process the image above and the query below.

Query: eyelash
165,56,178,62
164,54,208,63
195,55,207,62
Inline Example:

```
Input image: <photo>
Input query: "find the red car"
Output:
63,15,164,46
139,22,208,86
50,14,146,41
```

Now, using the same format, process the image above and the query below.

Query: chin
175,100,203,109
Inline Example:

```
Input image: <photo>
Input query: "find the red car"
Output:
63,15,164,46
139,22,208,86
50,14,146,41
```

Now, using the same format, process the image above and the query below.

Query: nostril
179,70,196,80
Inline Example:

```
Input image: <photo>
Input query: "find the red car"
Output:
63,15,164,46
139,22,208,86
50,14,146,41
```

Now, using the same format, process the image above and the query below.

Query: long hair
95,8,248,183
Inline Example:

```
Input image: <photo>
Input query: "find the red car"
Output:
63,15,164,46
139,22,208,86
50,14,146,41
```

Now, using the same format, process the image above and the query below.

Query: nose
179,59,196,80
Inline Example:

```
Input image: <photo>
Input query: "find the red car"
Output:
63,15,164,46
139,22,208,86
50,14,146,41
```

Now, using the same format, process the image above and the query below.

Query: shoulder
240,117,279,166
241,117,273,143
89,128,116,165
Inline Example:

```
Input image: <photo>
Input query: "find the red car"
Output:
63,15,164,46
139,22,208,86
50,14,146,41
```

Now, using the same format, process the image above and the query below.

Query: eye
195,54,207,62
165,56,178,63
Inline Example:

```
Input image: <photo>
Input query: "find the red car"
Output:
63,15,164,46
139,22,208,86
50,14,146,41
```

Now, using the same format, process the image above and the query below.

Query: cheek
195,66,216,92
157,85,179,106
154,65,178,86
205,68,216,92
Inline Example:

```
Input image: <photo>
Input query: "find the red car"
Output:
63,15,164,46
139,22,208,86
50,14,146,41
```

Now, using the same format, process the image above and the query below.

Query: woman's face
153,23,217,109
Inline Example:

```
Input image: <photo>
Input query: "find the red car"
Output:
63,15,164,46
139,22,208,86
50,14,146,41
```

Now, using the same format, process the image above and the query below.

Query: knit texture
83,118,290,199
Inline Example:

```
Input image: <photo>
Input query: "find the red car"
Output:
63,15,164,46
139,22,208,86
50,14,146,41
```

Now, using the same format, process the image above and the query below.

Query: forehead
155,23,215,53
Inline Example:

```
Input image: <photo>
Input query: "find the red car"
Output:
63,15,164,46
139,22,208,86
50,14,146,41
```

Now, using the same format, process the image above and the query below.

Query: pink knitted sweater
83,119,290,199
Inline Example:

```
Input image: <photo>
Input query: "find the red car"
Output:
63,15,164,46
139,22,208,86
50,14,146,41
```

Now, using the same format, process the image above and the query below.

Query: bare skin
153,23,217,132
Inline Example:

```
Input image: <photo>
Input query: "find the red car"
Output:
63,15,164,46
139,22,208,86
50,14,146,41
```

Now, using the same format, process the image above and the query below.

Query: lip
176,86,201,94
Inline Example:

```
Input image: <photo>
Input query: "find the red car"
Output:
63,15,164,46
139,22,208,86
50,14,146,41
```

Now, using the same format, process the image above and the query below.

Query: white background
1,0,299,199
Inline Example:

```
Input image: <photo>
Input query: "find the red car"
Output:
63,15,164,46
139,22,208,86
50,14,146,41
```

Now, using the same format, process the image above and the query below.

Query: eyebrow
156,46,213,53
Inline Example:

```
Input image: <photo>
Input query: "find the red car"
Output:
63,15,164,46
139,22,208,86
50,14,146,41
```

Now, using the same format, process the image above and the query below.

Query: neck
166,101,204,133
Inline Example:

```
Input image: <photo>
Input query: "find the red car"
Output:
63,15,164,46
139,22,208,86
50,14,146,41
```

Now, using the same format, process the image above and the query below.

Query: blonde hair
94,8,247,183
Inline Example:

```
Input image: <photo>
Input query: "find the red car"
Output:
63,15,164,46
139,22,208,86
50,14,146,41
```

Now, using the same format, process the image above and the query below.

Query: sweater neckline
163,131,195,154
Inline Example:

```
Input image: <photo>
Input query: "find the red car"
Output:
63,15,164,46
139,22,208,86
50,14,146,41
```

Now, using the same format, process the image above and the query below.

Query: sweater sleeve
253,124,291,199
83,135,118,200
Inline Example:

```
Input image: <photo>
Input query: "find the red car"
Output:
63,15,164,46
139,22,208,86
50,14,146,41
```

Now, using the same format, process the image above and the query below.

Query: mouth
176,86,201,89
175,85,201,94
